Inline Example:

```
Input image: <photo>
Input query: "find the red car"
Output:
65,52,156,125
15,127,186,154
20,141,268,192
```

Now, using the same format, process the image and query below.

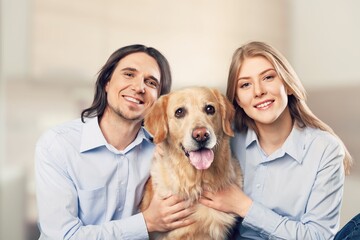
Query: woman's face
235,56,291,128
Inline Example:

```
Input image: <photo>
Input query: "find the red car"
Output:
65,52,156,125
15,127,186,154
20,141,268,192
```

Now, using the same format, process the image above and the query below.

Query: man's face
105,52,161,122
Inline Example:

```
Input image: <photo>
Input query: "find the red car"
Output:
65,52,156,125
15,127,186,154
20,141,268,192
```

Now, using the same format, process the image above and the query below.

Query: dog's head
144,87,235,170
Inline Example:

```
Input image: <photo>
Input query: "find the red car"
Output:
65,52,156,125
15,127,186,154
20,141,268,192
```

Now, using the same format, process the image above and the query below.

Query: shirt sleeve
241,137,345,240
35,132,149,240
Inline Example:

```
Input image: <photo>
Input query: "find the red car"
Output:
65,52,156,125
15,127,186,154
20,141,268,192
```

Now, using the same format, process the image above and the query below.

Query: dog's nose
192,127,210,143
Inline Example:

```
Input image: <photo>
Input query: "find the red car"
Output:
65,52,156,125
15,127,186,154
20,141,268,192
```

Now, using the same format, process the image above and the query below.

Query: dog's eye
205,105,215,115
175,107,186,118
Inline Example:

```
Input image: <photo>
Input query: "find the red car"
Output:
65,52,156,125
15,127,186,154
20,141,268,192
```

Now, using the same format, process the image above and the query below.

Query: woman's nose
254,82,266,97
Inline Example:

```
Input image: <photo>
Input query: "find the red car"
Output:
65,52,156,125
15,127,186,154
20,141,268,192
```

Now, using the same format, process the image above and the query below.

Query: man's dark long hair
81,44,172,122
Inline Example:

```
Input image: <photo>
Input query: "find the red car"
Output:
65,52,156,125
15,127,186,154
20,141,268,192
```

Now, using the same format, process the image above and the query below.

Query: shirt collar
281,125,307,164
244,125,306,164
245,128,258,148
80,117,153,153
80,117,107,152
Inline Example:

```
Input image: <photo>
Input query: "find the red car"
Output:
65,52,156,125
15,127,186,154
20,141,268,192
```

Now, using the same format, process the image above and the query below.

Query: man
35,44,194,239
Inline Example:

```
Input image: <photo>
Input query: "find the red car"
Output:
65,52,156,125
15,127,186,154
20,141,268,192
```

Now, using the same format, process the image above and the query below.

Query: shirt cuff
120,213,149,240
242,201,282,237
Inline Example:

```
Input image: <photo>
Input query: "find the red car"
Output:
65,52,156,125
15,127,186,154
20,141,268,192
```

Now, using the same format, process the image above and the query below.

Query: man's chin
119,112,145,123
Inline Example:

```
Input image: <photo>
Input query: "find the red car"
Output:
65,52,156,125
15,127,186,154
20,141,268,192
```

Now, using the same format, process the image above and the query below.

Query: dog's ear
144,95,169,143
211,88,235,137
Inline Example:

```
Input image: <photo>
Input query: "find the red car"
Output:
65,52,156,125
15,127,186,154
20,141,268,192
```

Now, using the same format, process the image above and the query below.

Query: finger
201,190,214,199
152,189,175,201
199,197,213,207
169,199,195,216
161,206,194,229
164,194,184,206
169,217,196,230
171,205,196,220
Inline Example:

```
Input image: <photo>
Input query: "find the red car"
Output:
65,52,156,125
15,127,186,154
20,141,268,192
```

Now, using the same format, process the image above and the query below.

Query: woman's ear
285,85,294,96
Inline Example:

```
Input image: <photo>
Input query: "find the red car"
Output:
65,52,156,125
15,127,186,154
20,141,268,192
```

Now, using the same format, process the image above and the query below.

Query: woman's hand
143,193,196,233
199,184,253,218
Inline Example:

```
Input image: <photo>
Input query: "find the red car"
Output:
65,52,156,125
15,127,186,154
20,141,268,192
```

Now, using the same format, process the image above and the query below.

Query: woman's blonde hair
226,41,352,174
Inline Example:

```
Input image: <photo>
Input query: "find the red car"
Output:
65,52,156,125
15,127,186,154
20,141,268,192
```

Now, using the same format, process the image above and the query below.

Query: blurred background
0,0,359,239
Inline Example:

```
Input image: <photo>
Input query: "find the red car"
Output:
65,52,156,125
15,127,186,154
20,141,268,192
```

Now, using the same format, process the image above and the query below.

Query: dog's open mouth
181,145,214,170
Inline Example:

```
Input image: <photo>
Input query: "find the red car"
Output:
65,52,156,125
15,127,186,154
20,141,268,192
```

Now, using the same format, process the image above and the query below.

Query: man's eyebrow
148,75,159,82
121,67,159,82
121,67,137,72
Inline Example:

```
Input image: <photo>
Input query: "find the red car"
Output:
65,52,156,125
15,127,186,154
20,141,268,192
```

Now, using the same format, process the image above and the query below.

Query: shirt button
256,184,261,188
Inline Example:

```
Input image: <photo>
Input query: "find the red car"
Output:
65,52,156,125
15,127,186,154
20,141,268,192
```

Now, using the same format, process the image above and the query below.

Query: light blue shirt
35,117,154,239
231,126,345,240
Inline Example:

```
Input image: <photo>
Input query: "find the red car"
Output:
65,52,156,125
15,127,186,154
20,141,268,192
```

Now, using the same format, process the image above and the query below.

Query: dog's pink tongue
189,149,214,170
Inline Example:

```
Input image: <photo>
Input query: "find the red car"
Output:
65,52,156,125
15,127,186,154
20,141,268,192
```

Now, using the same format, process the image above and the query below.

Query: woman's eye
264,75,275,81
240,82,251,88
175,107,186,118
204,105,215,115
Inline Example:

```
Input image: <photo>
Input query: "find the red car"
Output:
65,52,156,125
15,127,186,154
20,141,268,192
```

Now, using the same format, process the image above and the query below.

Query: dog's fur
141,87,243,240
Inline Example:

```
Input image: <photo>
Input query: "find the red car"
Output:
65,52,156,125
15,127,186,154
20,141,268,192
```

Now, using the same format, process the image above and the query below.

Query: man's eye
175,107,186,118
145,79,159,89
124,72,134,78
204,105,215,115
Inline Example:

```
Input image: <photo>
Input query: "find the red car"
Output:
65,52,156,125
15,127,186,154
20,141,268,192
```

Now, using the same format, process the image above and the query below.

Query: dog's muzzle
181,145,214,171
192,127,210,148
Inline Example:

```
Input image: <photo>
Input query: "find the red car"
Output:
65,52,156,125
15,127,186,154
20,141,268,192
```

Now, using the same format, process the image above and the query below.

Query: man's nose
132,77,145,93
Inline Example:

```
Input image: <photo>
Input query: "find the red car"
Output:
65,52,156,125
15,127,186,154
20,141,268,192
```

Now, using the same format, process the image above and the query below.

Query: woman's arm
200,139,345,240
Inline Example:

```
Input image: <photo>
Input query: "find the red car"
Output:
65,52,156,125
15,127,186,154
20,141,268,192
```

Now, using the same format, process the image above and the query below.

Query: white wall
1,0,31,80
0,0,29,239
31,0,289,92
289,0,360,89
0,0,5,168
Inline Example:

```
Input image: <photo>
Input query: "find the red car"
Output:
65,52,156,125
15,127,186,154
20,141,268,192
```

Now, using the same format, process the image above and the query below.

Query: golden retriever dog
141,86,243,240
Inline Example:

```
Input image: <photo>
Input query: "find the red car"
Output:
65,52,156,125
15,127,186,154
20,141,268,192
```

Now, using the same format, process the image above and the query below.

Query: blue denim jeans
334,213,360,240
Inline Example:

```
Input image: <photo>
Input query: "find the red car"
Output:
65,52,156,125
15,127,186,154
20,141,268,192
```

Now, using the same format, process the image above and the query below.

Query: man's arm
35,136,149,240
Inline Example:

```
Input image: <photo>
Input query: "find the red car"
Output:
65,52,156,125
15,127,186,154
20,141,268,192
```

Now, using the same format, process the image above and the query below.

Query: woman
200,41,352,239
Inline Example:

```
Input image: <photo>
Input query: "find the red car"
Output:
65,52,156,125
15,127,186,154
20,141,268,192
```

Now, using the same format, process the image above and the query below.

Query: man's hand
143,193,196,233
